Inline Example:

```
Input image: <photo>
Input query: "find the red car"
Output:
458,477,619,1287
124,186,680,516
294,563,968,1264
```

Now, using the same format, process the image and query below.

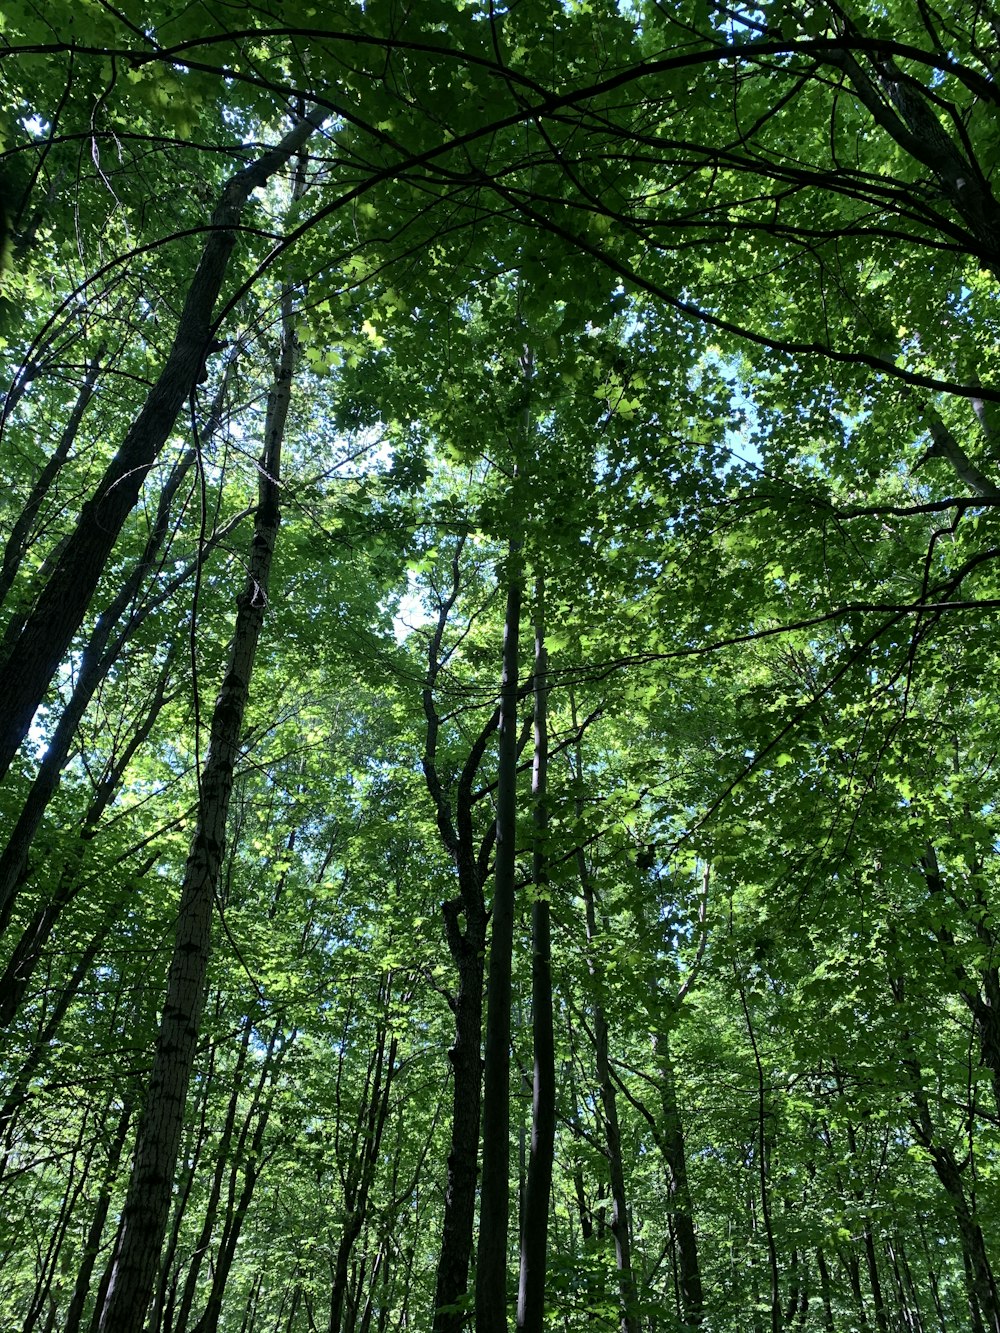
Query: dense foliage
1,1,999,1330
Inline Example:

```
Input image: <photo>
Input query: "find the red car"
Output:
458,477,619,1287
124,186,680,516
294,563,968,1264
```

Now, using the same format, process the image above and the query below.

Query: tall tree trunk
736,972,781,1333
816,1247,836,1333
890,973,1000,1333
0,106,321,786
641,860,709,1333
93,281,297,1333
595,957,640,1332
0,360,235,938
64,1100,133,1333
328,1011,398,1333
23,1109,96,1332
823,1078,890,1333
476,523,523,1333
170,1019,254,1333
862,1224,889,1333
0,656,174,1012
887,1234,925,1333
190,1034,289,1333
516,574,554,1333
152,1003,226,1333
423,541,496,1333
433,915,486,1333
917,1216,952,1333
572,714,640,1333
910,1084,1000,1333
653,1023,704,1326
837,1244,872,1332
0,924,112,1187
921,846,1000,1121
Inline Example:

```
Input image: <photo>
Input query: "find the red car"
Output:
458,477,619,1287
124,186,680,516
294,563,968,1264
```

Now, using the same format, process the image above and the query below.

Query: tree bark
572,714,642,1333
433,911,487,1333
0,652,174,1009
93,279,296,1333
0,365,235,940
910,1084,1000,1333
831,40,1000,272
327,1019,397,1333
816,1247,836,1333
190,1034,288,1333
476,526,523,1333
653,1023,703,1326
586,906,639,1333
516,575,554,1333
736,972,780,1333
423,542,496,1333
149,999,225,1333
0,924,111,1186
23,1109,95,1332
921,846,1000,1121
170,1019,253,1333
890,973,1000,1333
0,106,322,786
64,1100,133,1333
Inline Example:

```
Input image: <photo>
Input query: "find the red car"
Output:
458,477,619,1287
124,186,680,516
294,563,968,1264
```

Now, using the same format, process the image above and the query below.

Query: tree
95,270,298,1332
1,1,1000,1330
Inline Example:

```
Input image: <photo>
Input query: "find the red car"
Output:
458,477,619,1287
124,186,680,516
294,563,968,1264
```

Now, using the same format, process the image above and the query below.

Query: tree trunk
914,1106,1000,1333
0,656,174,1013
516,575,554,1333
64,1100,133,1333
23,1109,95,1332
887,1235,925,1333
328,1016,397,1333
837,1244,872,1332
572,716,641,1333
93,280,296,1333
0,373,233,938
423,541,496,1333
171,1019,253,1333
891,974,1000,1333
863,1225,890,1333
152,1002,226,1333
0,924,111,1187
0,106,321,786
816,1247,836,1333
190,1050,284,1333
736,973,780,1333
476,527,523,1333
433,914,486,1333
654,1023,704,1326
921,846,1000,1121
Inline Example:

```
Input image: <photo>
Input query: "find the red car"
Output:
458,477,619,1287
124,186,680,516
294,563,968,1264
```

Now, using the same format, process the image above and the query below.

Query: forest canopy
1,1,999,1331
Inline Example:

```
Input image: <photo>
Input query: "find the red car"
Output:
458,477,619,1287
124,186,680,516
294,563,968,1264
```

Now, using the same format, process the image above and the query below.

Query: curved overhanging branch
481,181,1000,404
